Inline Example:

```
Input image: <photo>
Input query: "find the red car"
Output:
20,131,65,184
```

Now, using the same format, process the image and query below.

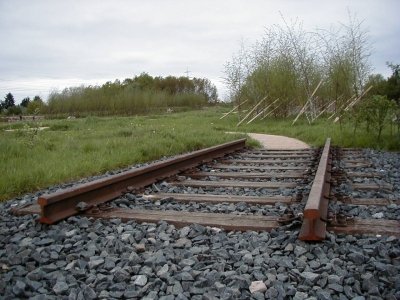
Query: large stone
180,258,196,267
129,252,142,264
293,291,308,300
179,227,191,237
157,264,169,277
348,252,366,265
362,273,379,295
114,269,130,282
53,281,69,295
284,243,294,252
294,246,307,257
243,253,253,265
12,280,26,297
134,275,148,286
26,280,42,291
176,272,194,281
344,285,355,298
172,282,183,295
82,284,97,299
99,290,110,298
249,281,267,294
328,283,344,293
328,274,343,285
88,258,104,269
372,212,384,219
174,238,191,248
316,289,331,300
19,237,33,247
265,287,278,298
134,243,146,253
301,272,320,284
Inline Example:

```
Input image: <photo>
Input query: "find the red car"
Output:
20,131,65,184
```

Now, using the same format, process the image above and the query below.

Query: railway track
12,138,400,240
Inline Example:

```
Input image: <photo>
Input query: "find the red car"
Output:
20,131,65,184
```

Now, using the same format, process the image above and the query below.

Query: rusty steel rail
37,139,246,224
299,138,332,241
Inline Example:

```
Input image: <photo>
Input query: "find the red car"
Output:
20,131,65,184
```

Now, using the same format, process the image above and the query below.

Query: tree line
1,74,219,116
0,93,44,115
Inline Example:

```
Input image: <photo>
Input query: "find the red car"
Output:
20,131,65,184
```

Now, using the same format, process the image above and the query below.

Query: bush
357,95,397,141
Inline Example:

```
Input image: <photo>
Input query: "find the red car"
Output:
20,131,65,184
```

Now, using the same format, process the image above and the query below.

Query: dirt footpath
247,133,310,149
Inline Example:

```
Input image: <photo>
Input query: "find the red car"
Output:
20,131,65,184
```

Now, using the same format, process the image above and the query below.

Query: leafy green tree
386,63,400,103
7,105,22,115
21,97,31,107
3,93,15,109
133,73,155,90
27,96,45,114
365,74,387,96
359,95,396,141
33,95,43,102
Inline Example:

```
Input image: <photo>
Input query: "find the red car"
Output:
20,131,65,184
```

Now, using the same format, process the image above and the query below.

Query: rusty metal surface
299,138,332,241
84,207,281,231
37,139,246,224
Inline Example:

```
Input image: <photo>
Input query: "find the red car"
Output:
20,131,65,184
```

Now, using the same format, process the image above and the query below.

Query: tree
27,96,45,114
359,95,396,141
224,13,372,119
7,105,22,115
33,95,43,102
386,63,400,104
365,74,387,96
21,97,31,107
3,93,15,109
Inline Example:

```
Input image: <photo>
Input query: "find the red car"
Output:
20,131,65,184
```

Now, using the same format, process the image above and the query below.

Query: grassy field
0,108,247,201
218,113,400,150
1,106,399,201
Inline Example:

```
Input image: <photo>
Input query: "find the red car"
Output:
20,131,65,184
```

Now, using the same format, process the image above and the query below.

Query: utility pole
184,67,191,78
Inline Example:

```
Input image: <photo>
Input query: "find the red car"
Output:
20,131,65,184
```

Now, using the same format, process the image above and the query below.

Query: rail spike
299,138,332,241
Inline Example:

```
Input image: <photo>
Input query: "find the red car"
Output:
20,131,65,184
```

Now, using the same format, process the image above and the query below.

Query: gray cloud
1,0,399,102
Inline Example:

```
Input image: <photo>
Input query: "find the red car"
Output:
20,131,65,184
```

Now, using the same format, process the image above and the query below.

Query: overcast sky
1,0,399,103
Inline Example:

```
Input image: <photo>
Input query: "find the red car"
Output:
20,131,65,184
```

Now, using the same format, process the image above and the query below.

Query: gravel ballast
1,148,399,299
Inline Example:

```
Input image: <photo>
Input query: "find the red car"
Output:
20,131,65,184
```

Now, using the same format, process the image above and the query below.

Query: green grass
216,112,400,150
0,108,247,201
1,106,399,201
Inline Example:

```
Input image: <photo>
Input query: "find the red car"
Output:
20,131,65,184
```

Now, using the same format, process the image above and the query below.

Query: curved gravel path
247,133,310,150
225,132,310,149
